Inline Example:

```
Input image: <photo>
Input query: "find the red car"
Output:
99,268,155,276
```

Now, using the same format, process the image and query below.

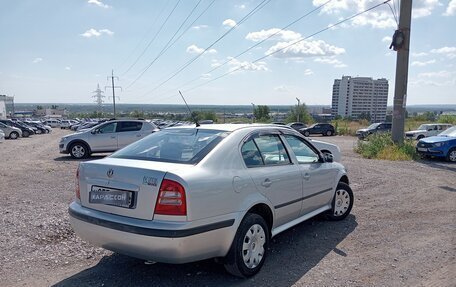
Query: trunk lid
79,157,190,220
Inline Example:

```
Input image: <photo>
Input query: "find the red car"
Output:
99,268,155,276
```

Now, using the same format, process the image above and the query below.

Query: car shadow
416,158,456,172
53,214,357,287
54,155,108,162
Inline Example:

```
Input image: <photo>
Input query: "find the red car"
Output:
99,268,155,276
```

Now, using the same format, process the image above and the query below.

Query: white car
69,124,353,277
405,123,452,140
59,119,158,159
0,129,4,142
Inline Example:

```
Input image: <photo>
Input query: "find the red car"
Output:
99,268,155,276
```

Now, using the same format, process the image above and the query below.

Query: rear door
116,121,144,149
89,122,118,152
241,132,302,227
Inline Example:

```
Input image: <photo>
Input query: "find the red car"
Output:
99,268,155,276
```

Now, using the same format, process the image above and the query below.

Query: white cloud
412,52,428,57
88,0,110,9
382,36,392,43
235,4,246,9
314,57,347,68
412,0,441,18
246,28,302,42
411,59,436,66
418,70,453,78
65,66,71,70
32,57,43,64
227,57,268,72
304,68,314,75
267,39,345,59
192,25,208,30
222,19,237,28
80,28,114,38
430,46,456,59
274,85,290,93
444,0,456,16
200,73,211,80
186,44,217,54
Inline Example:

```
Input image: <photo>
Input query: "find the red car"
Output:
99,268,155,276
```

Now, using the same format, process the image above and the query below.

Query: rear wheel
327,182,353,221
9,131,19,140
22,130,30,137
417,135,425,140
304,131,310,137
70,142,89,159
447,148,456,162
326,130,333,136
224,213,269,278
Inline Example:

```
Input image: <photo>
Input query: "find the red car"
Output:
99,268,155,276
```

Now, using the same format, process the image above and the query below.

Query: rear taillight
155,179,186,216
75,166,81,200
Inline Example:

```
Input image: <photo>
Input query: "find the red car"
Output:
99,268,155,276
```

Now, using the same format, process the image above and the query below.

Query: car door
89,122,118,152
241,133,302,228
281,134,337,215
116,121,144,149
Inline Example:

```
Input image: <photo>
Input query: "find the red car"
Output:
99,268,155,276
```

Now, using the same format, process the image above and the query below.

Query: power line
178,0,392,95
121,0,181,77
117,0,170,73
153,0,334,100
126,0,204,89
140,0,273,95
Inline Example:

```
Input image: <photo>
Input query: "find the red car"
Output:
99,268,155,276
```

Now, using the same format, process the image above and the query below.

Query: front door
90,122,118,152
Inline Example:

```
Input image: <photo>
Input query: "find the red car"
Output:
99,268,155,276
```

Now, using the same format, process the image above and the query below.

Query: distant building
331,76,389,122
35,108,69,118
0,95,14,119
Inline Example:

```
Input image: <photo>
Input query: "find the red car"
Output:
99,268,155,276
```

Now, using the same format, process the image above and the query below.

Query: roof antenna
179,90,200,127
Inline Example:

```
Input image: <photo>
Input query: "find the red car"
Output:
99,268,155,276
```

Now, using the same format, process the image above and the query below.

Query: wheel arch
339,174,349,185
68,139,92,153
246,203,274,235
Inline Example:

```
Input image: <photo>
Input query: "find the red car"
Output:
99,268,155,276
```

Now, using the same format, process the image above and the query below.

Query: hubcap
242,224,266,269
72,145,85,158
449,150,456,162
333,189,350,216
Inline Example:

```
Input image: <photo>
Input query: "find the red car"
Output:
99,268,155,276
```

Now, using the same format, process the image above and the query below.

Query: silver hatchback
69,124,353,277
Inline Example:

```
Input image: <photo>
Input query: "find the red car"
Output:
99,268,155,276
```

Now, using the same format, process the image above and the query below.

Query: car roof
165,123,291,132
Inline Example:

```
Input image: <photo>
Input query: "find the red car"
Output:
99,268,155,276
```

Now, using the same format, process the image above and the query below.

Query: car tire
447,148,456,162
417,135,425,140
326,130,333,136
70,142,89,159
326,182,354,221
304,131,310,137
9,131,19,140
22,130,30,137
224,213,269,278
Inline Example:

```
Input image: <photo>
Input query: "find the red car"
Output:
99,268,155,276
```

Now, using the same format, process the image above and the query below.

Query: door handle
261,178,272,188
303,173,311,180
110,136,116,139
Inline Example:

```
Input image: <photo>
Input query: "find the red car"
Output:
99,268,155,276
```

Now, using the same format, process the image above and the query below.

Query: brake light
75,166,81,200
155,179,186,216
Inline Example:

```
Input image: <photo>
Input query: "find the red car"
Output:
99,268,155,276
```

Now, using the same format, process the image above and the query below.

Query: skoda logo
107,169,114,178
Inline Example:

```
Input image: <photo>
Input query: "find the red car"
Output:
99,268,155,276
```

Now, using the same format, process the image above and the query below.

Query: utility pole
391,0,412,144
296,97,301,122
105,70,122,118
251,103,255,123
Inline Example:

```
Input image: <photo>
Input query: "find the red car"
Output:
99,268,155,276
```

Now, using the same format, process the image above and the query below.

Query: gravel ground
0,129,455,287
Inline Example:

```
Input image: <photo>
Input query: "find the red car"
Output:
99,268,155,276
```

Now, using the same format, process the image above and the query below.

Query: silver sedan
69,124,353,277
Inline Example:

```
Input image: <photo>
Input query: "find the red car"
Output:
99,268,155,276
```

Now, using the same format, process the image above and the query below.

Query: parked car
61,120,79,129
24,121,49,134
69,124,353,278
405,123,452,140
43,119,61,128
416,126,456,162
0,122,22,139
0,129,4,142
59,119,158,159
300,123,335,137
0,119,34,137
286,122,307,131
356,122,392,140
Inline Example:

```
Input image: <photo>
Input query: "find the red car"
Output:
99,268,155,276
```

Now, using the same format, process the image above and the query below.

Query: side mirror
323,153,334,163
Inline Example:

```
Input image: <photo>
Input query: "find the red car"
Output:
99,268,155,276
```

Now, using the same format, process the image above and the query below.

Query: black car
0,119,34,137
24,121,48,134
300,123,335,137
356,122,392,140
286,122,307,131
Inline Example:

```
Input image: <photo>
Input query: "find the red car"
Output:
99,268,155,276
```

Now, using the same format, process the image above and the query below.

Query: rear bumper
68,202,239,264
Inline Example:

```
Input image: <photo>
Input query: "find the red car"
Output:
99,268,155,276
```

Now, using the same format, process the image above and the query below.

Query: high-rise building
331,76,389,122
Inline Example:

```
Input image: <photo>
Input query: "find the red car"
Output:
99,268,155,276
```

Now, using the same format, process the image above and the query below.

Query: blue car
416,126,456,162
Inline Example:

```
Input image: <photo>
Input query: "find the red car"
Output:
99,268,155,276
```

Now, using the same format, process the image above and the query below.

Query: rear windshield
111,128,230,164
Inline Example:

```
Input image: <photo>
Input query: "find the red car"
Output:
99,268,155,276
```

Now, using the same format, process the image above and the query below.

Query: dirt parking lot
0,129,455,286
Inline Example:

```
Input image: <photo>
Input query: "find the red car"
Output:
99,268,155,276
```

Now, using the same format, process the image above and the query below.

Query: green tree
51,105,59,109
36,105,43,110
358,112,371,121
286,103,312,124
253,105,271,122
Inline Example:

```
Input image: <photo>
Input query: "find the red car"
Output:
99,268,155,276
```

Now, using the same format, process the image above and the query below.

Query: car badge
107,169,114,178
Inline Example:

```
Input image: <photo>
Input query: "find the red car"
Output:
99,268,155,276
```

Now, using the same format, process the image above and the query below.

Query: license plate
89,186,132,208
417,147,427,152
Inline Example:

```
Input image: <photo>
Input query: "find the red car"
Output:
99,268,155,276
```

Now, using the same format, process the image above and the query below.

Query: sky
0,0,455,106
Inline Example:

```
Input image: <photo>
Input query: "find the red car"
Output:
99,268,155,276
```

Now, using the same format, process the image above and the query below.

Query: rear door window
283,135,319,164
253,134,291,166
117,121,143,132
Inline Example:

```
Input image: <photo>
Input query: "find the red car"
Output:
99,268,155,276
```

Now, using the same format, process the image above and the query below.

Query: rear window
111,128,230,164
